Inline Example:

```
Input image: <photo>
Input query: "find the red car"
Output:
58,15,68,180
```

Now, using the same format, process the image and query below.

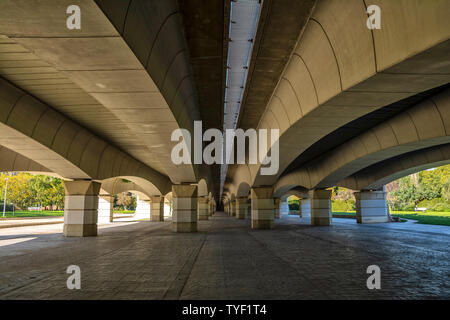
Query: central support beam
309,189,332,226
98,195,114,223
172,184,198,233
354,189,390,224
236,197,248,220
150,196,165,222
64,180,101,237
230,200,236,217
274,198,281,219
251,187,275,229
198,196,210,221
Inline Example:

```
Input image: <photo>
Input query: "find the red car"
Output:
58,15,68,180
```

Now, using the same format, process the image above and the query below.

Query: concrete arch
340,143,450,190
0,145,54,175
233,0,450,189
275,187,309,199
99,177,163,200
164,191,173,203
274,89,450,193
0,77,172,195
0,0,204,185
229,164,253,197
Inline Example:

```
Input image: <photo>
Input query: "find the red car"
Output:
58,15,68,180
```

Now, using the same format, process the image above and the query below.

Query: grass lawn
0,210,64,218
333,211,356,216
0,210,135,218
332,210,450,226
390,211,450,226
113,210,135,214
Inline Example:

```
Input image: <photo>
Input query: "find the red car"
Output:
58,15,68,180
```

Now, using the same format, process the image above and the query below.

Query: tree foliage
387,165,450,210
0,173,64,210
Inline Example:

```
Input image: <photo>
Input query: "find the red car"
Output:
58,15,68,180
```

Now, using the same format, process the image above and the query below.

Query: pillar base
151,215,164,222
311,217,331,226
251,219,274,229
64,224,97,237
172,222,197,232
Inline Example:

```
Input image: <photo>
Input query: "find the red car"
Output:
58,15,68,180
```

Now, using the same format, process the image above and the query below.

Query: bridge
0,0,448,236
0,0,449,301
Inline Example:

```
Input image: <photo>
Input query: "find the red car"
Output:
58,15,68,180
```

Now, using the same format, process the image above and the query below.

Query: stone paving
0,212,448,299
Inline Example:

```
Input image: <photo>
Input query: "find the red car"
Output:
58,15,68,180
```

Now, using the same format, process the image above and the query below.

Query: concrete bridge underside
0,0,448,237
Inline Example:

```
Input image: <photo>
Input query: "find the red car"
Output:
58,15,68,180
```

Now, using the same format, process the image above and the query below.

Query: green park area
288,164,450,226
0,173,137,219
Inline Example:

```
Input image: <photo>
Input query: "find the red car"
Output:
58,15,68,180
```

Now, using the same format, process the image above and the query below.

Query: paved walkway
0,212,448,299
0,216,64,229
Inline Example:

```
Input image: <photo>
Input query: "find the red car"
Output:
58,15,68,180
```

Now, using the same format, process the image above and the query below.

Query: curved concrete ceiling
274,89,450,195
0,0,231,200
229,0,450,192
339,143,450,191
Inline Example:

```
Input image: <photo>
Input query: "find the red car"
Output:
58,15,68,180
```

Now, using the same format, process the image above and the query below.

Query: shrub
289,202,299,211
429,202,450,212
332,200,355,212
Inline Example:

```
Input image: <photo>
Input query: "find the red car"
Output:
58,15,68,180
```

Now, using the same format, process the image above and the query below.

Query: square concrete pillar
251,187,274,229
63,180,101,237
236,197,248,219
209,200,215,216
198,196,210,220
309,189,332,226
354,190,390,223
274,198,281,219
300,198,311,218
135,198,151,219
172,184,197,232
230,200,236,217
98,195,114,223
280,199,289,215
150,196,164,221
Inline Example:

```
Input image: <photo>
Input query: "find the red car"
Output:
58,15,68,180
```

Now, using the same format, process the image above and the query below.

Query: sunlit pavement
0,212,448,300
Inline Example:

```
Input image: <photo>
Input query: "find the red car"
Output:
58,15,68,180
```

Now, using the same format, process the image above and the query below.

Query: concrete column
235,197,248,219
208,200,214,216
251,187,274,229
210,199,216,216
274,198,281,219
354,189,390,223
98,195,114,223
280,199,289,215
309,189,332,226
198,196,210,220
150,196,164,221
246,199,251,219
299,198,311,218
172,184,197,232
63,180,100,237
230,200,236,217
135,197,150,219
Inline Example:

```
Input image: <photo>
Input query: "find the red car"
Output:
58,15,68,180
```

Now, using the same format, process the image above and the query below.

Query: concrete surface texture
0,213,448,300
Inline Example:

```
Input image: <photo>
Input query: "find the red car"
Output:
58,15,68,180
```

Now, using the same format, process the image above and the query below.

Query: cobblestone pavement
0,212,448,299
